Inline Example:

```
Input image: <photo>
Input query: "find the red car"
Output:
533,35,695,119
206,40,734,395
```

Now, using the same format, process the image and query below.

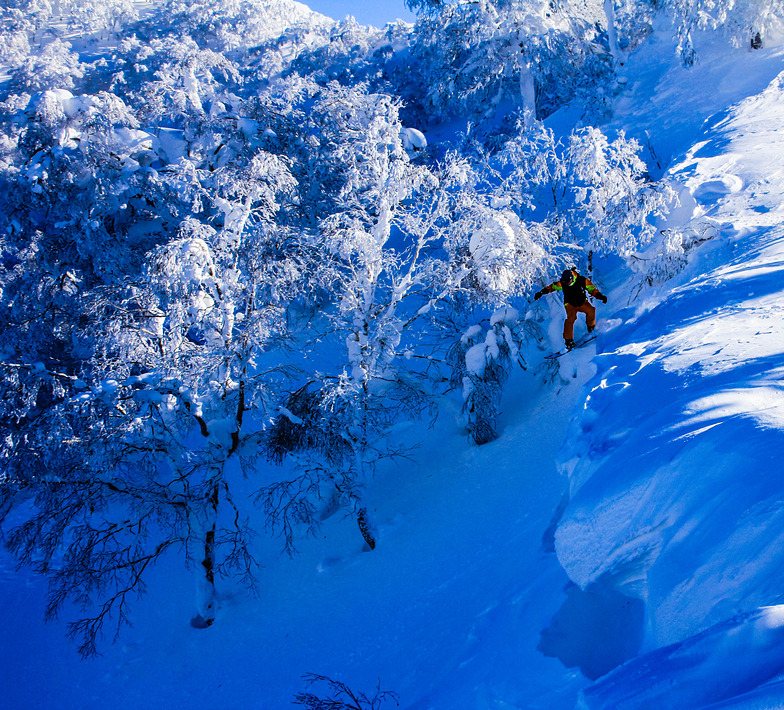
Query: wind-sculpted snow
554,69,784,704
579,606,784,709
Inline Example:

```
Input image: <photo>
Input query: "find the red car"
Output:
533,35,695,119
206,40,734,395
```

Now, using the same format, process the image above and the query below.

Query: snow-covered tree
606,0,784,66
0,0,139,58
0,71,309,649
150,0,333,54
274,86,441,545
58,0,139,38
0,204,312,653
0,87,178,483
122,36,241,124
260,87,563,540
0,8,32,70
10,38,85,93
288,17,383,84
568,126,675,256
493,120,675,263
407,0,613,124
256,89,513,543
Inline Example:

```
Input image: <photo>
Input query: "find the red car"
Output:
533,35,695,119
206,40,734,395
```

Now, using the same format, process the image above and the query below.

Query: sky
302,0,417,26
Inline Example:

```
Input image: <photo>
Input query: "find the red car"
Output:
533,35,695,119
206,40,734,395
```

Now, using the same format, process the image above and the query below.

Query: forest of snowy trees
0,0,781,658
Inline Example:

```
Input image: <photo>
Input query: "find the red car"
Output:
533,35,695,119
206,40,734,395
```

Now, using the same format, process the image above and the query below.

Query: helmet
560,269,576,287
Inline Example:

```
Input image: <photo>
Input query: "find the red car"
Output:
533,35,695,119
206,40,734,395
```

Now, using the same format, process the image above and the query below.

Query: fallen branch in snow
294,673,399,710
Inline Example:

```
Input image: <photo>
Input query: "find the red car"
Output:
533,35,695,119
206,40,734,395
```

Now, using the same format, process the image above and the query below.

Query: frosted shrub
450,308,524,445
294,673,399,710
261,382,359,552
630,224,716,294
266,384,354,467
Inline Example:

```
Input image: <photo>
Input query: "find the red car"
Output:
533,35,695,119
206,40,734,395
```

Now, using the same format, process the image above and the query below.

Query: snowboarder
534,268,607,349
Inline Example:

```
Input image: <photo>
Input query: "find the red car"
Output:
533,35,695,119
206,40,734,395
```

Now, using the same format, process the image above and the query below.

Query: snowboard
545,334,597,360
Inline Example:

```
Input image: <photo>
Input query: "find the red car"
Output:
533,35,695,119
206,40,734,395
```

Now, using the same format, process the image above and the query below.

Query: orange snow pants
563,301,596,341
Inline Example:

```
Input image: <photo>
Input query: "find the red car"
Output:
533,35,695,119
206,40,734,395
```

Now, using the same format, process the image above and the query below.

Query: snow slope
4,10,784,710
553,36,784,709
0,363,592,709
581,606,784,710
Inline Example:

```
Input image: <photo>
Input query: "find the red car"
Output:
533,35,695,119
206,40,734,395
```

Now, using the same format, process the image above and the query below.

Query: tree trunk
519,62,536,122
357,507,376,550
191,484,219,629
603,0,622,68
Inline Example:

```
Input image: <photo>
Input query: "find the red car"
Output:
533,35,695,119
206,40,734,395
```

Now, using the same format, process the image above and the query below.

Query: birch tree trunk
603,0,623,69
191,484,219,628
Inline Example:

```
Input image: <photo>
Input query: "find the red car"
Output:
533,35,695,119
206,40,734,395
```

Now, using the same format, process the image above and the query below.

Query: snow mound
400,127,427,151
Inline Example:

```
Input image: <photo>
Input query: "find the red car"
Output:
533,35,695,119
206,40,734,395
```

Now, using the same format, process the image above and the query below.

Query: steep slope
552,34,784,708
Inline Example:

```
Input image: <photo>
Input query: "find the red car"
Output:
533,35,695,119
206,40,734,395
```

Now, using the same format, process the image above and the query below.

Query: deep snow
4,6,784,710
0,360,592,709
553,28,784,710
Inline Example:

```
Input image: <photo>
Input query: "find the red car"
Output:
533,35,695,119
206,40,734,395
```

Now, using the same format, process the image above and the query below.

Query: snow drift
553,56,784,709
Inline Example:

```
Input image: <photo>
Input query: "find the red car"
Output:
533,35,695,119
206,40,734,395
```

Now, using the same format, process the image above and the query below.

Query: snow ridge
554,57,784,708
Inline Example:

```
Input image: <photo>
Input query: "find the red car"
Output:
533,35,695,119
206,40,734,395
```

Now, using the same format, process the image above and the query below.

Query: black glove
533,290,543,301
598,293,608,304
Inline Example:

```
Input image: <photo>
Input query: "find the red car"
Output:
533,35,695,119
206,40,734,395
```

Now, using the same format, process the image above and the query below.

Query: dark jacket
537,270,604,307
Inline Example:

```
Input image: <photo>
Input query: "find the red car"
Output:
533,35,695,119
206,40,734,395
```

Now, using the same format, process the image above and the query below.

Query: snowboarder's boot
587,324,595,333
565,338,576,350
